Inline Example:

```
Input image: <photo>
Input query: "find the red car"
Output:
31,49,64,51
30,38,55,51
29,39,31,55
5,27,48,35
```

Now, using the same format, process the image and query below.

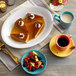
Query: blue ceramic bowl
21,50,47,75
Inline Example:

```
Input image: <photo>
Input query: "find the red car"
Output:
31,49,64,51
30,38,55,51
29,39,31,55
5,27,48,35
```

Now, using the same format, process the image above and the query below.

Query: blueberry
42,61,44,65
33,56,35,58
23,63,27,67
38,56,42,60
30,58,35,62
31,67,35,71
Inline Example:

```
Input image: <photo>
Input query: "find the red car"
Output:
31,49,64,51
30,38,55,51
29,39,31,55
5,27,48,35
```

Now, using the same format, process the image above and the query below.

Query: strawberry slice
29,65,32,71
27,58,30,60
35,61,39,65
24,55,29,59
30,52,34,56
26,62,29,66
52,0,59,6
29,54,33,58
27,65,30,69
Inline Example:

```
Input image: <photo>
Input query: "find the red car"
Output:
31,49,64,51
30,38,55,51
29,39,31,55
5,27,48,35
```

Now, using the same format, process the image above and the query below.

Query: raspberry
24,55,28,59
40,65,44,68
24,60,28,63
27,65,29,69
35,66,38,70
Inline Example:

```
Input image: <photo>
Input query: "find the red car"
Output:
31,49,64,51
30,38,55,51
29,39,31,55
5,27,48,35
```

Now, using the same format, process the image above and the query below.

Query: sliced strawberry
27,58,30,60
24,55,29,59
27,65,30,69
35,61,39,65
35,65,38,70
29,65,32,71
26,62,29,65
24,60,28,63
29,54,33,58
28,60,31,63
30,52,34,56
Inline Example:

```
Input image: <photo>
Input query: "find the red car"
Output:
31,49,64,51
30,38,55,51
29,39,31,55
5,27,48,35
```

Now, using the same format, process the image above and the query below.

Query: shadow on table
41,43,74,66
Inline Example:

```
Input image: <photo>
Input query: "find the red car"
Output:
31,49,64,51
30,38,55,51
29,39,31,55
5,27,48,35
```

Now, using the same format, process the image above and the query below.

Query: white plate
1,6,53,48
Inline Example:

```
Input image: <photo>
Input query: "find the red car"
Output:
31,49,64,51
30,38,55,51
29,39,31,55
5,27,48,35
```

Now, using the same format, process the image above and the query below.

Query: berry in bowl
21,50,47,75
49,0,67,11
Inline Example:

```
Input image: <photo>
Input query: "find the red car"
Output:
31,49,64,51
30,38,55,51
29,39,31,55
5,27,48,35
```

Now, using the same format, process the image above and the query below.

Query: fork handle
4,49,19,64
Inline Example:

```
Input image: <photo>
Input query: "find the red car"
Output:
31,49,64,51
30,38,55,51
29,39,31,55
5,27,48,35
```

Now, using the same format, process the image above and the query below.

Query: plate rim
1,6,53,48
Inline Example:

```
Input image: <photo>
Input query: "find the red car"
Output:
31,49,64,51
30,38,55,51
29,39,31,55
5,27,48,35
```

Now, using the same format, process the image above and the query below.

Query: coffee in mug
58,37,69,47
56,34,71,51
61,14,72,23
54,11,74,29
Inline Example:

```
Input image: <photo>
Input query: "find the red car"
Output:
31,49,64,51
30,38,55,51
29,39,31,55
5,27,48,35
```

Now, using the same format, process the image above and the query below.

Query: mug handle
68,35,72,38
68,35,75,50
54,15,60,22
70,46,75,50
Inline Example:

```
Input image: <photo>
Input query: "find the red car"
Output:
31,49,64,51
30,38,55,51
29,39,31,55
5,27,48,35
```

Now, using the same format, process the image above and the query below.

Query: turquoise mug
54,11,74,29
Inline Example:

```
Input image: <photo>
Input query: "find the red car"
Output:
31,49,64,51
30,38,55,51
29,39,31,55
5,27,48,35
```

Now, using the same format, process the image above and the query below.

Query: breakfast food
25,13,43,22
10,13,45,43
15,18,28,32
23,51,44,71
34,22,43,38
11,32,29,43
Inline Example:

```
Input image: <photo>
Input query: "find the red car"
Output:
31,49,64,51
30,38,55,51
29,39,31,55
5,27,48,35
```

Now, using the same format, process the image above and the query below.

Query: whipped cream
18,33,25,39
29,14,35,19
35,23,41,28
18,21,24,26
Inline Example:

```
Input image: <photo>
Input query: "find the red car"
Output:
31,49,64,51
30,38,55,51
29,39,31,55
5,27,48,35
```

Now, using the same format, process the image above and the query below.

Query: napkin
0,0,60,71
0,1,34,71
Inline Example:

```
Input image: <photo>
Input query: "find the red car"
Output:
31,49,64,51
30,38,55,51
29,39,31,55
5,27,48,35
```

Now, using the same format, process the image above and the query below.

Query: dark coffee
58,37,69,47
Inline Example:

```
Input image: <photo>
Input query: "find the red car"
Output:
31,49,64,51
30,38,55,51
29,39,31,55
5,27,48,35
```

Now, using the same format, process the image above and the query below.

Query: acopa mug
56,34,75,51
54,11,74,29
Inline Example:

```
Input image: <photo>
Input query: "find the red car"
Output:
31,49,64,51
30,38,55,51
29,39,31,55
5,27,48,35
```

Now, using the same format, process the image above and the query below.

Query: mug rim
60,11,74,24
56,34,70,49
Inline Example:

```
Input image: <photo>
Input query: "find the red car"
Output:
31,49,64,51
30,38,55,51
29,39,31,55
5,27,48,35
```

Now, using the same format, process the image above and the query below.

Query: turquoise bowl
21,50,47,75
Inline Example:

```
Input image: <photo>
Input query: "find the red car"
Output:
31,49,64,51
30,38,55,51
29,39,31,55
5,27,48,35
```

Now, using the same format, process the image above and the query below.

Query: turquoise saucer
21,50,47,75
